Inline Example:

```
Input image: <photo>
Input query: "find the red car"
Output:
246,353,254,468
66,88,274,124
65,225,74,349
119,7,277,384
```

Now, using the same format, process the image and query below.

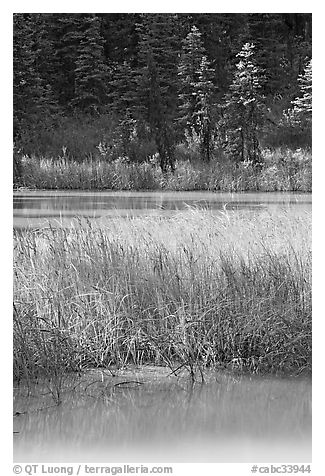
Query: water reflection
13,191,312,228
14,368,311,462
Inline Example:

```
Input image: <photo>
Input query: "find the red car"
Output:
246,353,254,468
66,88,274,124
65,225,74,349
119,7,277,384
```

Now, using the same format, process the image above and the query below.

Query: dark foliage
13,13,312,175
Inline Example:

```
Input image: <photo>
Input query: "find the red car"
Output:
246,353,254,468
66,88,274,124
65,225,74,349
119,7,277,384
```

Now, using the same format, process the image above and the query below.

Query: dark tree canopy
13,13,312,169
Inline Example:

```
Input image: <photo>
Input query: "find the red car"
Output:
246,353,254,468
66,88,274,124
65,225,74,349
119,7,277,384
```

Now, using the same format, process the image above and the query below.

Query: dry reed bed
17,149,312,192
13,209,311,382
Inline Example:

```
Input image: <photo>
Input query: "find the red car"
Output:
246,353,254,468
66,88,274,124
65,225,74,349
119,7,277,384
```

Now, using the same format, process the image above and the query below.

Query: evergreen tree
178,26,215,161
13,13,313,166
13,13,34,135
247,13,311,121
247,14,289,97
99,13,140,66
196,56,215,161
221,43,265,164
108,61,136,114
178,26,206,131
277,58,312,148
13,14,45,135
191,14,249,94
73,15,110,112
291,59,312,125
50,14,83,108
134,14,180,172
13,14,59,141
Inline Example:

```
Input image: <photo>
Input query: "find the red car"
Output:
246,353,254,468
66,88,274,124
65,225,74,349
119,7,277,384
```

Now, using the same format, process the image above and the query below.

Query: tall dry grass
13,209,311,383
17,148,312,192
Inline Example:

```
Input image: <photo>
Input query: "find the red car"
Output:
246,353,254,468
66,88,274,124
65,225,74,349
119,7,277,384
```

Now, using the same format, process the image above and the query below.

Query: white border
3,4,322,475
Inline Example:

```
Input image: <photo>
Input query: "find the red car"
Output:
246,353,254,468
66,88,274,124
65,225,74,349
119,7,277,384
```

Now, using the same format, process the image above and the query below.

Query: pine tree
108,61,136,114
13,14,34,134
50,14,84,109
191,14,249,94
134,14,180,172
13,13,314,165
178,28,212,160
13,14,46,135
291,59,312,125
196,56,215,161
221,43,265,164
178,26,206,131
178,26,215,161
247,15,288,96
13,14,59,143
73,15,110,112
99,13,139,65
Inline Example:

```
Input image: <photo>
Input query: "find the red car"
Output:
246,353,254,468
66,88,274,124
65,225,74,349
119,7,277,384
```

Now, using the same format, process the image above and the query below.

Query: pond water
14,368,311,463
13,190,312,228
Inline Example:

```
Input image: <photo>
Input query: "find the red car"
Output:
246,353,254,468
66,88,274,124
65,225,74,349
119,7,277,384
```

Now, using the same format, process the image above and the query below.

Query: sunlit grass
13,209,311,382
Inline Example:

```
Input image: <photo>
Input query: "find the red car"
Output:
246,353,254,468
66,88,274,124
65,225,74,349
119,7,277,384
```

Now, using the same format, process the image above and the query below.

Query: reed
13,209,311,381
17,148,312,192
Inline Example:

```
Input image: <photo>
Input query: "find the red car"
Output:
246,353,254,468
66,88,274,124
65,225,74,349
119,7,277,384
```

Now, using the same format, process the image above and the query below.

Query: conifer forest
13,13,312,191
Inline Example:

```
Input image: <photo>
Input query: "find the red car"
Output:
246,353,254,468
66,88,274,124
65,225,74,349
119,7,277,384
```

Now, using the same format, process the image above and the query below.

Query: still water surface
13,190,311,228
14,367,311,462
